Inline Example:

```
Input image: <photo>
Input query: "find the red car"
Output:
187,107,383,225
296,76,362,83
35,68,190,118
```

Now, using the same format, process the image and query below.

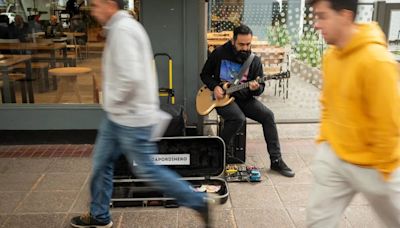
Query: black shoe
198,196,215,228
70,213,113,228
271,158,295,177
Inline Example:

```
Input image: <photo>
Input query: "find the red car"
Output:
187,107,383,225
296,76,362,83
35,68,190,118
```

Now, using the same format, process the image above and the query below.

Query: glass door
384,3,400,60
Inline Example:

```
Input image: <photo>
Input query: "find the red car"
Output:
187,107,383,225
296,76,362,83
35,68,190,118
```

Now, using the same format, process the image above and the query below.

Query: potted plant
292,30,326,89
266,24,291,48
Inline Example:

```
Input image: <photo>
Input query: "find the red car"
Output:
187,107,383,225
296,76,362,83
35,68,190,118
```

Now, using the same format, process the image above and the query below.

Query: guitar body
196,85,234,116
196,72,286,115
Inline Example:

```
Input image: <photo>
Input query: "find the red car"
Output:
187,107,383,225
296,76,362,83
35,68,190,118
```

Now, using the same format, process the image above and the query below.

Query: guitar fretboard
225,72,287,94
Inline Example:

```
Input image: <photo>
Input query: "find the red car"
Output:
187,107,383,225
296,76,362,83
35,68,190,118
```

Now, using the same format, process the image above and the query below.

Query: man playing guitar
200,24,294,177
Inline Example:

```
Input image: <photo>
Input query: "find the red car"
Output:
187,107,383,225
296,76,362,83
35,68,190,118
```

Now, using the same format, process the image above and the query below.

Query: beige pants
306,143,400,228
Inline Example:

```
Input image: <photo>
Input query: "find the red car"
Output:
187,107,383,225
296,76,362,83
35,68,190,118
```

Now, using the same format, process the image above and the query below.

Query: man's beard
234,48,251,62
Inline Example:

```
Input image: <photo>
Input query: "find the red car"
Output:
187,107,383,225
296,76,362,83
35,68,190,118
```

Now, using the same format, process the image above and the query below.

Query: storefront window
388,10,400,51
0,0,140,105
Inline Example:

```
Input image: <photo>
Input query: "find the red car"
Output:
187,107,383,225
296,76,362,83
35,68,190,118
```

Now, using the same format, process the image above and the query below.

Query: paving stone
70,184,90,213
296,143,318,166
0,158,11,173
0,214,8,227
47,157,92,173
233,208,294,228
228,182,284,209
0,173,41,191
0,191,28,213
16,191,78,213
34,173,89,191
275,184,311,207
2,213,66,228
277,124,319,139
286,206,351,228
280,141,300,154
3,158,54,174
120,210,178,228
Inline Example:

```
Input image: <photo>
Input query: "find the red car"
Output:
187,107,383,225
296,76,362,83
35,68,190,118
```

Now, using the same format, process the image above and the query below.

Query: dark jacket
45,23,63,38
0,15,16,39
14,22,30,42
66,0,82,16
200,41,264,100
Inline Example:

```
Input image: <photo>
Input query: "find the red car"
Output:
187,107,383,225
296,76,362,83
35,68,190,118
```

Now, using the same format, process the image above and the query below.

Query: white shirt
102,11,159,127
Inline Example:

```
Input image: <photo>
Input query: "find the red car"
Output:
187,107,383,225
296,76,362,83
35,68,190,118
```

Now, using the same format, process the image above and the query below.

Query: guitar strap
233,53,255,85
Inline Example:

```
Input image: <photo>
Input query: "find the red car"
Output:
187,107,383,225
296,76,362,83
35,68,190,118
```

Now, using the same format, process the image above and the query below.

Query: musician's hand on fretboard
249,77,260,91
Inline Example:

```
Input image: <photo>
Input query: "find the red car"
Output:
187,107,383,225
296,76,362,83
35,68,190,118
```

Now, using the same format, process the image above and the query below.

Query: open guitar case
111,136,229,208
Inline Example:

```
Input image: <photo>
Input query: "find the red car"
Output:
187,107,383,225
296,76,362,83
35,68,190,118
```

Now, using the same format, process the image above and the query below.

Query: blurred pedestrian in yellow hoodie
306,0,400,227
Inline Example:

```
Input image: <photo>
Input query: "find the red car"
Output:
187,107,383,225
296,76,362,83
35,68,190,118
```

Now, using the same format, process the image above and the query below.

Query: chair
253,46,291,100
86,27,105,57
71,32,88,60
207,31,232,53
48,67,93,103
65,32,81,59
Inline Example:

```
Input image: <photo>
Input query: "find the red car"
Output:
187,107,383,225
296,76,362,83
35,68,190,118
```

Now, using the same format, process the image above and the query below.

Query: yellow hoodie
317,22,400,179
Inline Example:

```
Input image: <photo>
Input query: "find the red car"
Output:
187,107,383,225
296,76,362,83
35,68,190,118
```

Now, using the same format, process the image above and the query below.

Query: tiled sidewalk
0,138,383,228
0,145,93,158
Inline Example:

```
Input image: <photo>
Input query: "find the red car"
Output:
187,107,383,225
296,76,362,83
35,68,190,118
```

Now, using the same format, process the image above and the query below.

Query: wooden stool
49,67,92,103
0,73,28,103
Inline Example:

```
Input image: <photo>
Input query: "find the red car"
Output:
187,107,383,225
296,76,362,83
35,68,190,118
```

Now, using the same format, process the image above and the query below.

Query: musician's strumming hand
214,86,225,99
249,78,260,91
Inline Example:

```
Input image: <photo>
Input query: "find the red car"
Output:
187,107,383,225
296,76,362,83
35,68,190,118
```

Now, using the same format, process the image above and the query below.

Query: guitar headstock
259,72,290,82
269,72,290,80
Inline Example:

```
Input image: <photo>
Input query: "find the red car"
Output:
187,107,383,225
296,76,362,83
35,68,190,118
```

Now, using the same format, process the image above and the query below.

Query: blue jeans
90,117,205,223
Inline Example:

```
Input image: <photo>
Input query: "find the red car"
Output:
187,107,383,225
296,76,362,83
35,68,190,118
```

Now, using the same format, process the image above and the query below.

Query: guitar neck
225,73,284,94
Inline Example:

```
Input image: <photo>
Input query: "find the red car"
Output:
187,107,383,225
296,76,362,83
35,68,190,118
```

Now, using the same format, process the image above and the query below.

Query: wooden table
64,32,86,37
0,43,68,67
0,55,34,103
52,37,68,42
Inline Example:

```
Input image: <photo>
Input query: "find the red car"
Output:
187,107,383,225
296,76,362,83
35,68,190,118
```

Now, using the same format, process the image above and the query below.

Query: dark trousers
216,97,281,160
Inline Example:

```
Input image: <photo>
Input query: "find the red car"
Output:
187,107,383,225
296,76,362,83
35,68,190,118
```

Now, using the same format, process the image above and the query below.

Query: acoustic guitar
196,73,288,115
